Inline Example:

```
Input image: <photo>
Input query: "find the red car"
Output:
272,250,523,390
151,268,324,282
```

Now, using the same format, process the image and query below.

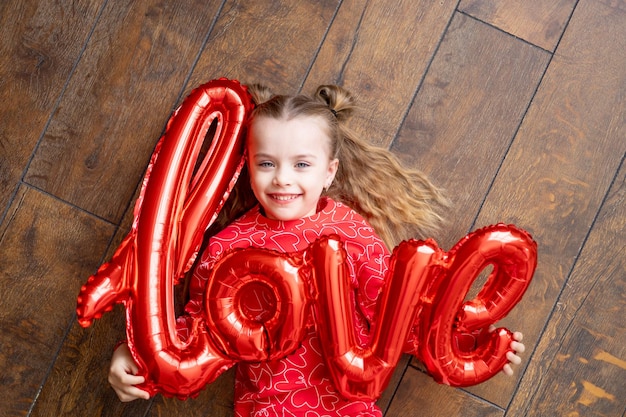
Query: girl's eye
258,161,274,168
295,162,310,168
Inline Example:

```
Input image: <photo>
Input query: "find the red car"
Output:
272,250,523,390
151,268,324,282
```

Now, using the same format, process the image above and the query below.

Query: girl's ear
326,158,339,189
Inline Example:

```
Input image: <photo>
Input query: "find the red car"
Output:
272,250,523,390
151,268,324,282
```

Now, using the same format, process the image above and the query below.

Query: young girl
109,84,525,415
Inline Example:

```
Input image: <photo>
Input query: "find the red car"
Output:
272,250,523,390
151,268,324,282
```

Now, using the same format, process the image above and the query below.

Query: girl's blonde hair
210,84,449,248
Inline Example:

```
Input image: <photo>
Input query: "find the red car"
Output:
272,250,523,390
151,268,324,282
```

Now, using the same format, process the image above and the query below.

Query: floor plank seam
443,2,587,236
455,9,555,54
467,46,555,234
170,0,228,109
0,1,110,228
388,1,461,151
299,0,344,93
460,387,506,413
14,0,109,218
107,0,232,246
334,1,368,87
381,356,411,416
22,181,119,226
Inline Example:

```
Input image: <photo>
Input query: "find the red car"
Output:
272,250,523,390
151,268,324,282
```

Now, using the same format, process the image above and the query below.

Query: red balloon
306,236,438,400
76,78,253,398
307,225,536,398
415,223,537,386
205,248,312,361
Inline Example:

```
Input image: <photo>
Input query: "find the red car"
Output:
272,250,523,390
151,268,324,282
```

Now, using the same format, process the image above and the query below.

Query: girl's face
247,115,339,221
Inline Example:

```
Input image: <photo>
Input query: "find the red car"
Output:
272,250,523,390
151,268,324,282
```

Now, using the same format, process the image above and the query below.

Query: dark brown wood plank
31,307,152,417
499,3,626,414
507,162,626,417
458,0,577,51
0,185,114,416
0,0,103,218
385,367,503,417
468,0,626,410
511,168,626,417
34,177,236,416
598,0,626,11
185,0,341,95
31,177,151,416
24,0,223,223
387,11,550,411
391,11,549,249
303,0,457,148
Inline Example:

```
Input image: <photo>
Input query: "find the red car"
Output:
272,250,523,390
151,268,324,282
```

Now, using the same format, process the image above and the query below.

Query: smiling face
247,115,339,221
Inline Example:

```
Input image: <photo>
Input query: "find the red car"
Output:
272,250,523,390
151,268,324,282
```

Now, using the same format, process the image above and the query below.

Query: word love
205,226,535,401
75,79,537,401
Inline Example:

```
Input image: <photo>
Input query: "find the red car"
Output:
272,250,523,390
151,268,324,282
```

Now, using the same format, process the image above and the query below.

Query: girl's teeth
273,195,297,201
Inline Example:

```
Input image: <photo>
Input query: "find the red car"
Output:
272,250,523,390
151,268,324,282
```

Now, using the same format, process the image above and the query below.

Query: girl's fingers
125,386,151,401
506,351,522,365
502,363,514,376
511,340,526,354
117,387,151,402
122,374,146,386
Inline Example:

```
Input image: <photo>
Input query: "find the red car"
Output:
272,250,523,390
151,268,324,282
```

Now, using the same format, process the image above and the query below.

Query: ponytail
315,85,449,247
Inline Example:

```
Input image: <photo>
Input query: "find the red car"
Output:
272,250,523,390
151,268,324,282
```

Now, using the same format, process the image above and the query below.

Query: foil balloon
76,78,254,398
307,226,535,398
414,223,537,386
306,236,438,400
205,248,312,362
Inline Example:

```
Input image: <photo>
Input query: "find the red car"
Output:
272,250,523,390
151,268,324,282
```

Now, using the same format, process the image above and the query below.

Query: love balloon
77,78,537,401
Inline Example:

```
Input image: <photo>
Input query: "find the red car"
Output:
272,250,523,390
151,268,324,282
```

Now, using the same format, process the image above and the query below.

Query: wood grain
31,173,149,416
500,3,626,413
597,0,626,11
388,11,550,408
507,163,626,417
304,0,457,148
391,12,549,249
23,0,223,223
459,0,577,51
186,0,341,96
468,0,626,409
31,307,152,417
0,0,103,219
32,2,345,415
0,185,114,416
385,367,503,417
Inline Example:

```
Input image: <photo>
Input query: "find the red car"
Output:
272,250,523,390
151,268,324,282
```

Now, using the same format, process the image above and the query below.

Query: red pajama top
185,198,389,417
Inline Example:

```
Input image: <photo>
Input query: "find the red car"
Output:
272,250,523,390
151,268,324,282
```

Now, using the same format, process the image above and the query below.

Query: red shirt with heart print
185,198,389,417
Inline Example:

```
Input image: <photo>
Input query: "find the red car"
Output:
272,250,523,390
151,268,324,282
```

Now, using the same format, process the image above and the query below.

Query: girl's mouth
270,194,300,202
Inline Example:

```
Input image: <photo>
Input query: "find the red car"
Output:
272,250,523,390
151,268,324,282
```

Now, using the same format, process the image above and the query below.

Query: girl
109,84,525,416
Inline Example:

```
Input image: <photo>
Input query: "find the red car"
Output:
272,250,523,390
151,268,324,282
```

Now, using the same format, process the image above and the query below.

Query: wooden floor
1,1,624,416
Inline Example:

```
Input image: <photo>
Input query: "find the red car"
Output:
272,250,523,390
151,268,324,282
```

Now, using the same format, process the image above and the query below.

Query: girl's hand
502,330,525,376
108,343,151,402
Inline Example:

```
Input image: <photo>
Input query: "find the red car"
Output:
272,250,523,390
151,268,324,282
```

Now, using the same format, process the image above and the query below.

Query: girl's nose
273,167,292,186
